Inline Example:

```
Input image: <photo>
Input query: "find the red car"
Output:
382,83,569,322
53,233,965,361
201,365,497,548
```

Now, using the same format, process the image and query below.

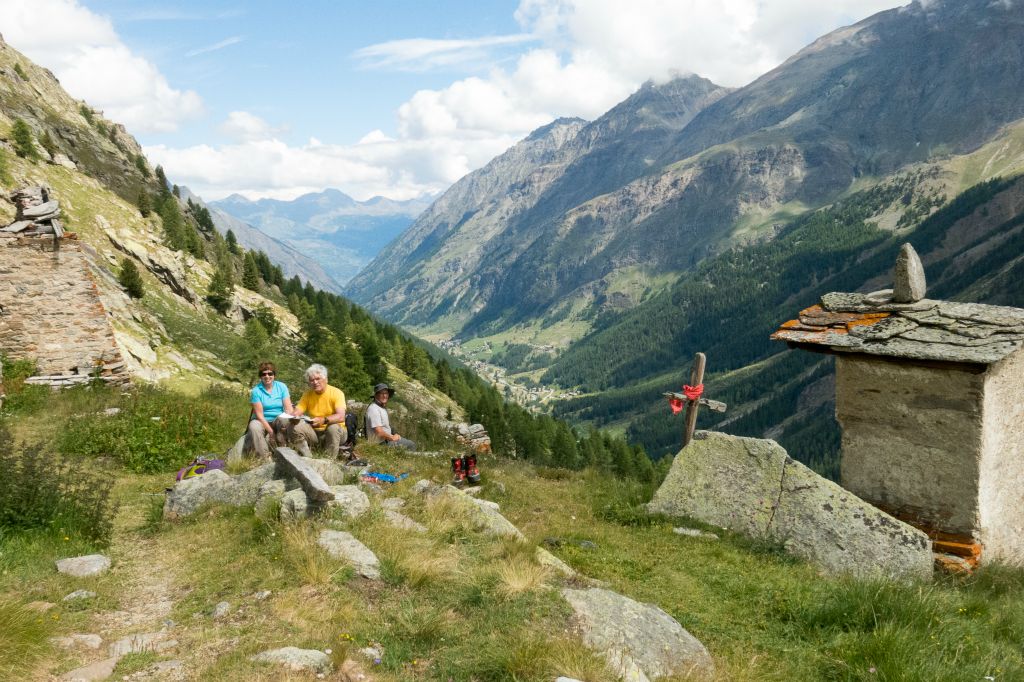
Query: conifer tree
225,229,240,255
118,257,145,299
206,257,235,314
242,252,260,290
158,197,186,250
11,119,38,160
134,154,150,178
253,304,280,335
136,189,152,217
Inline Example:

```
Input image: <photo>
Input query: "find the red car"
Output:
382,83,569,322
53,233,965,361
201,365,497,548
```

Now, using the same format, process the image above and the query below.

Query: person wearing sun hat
365,382,416,451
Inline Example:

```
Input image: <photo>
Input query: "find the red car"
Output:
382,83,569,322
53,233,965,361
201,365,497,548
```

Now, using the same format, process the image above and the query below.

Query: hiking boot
464,454,481,486
451,456,466,486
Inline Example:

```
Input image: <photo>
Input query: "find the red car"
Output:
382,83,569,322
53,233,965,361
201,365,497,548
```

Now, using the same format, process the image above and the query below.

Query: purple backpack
175,455,226,482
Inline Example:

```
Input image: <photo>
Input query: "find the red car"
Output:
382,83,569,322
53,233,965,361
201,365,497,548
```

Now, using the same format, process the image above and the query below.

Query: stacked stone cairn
455,422,491,453
0,185,64,237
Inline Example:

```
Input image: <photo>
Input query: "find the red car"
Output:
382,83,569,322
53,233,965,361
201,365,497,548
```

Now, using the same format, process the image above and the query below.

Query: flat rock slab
673,527,719,540
49,633,102,650
317,529,380,579
56,554,110,578
63,589,98,602
562,587,713,681
252,647,333,674
648,432,932,579
273,447,335,503
536,547,577,577
108,631,176,657
60,655,119,681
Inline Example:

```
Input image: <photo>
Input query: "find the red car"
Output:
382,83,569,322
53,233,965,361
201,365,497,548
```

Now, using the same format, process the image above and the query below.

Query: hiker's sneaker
451,456,467,486
346,458,369,467
464,454,481,486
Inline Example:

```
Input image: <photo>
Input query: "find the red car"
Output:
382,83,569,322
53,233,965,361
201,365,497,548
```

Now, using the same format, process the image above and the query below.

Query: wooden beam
683,352,706,448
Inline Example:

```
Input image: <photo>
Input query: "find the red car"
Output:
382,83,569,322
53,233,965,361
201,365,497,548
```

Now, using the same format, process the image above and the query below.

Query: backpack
344,412,358,448
175,455,226,482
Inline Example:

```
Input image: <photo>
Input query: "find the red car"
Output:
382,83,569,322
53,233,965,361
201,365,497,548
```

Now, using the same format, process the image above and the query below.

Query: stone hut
0,186,130,388
771,244,1024,567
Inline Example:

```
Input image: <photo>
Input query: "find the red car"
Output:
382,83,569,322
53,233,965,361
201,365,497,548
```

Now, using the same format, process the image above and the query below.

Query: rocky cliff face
347,0,1024,342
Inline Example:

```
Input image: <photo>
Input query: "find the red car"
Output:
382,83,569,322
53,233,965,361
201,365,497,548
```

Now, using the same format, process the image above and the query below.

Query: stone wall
836,356,985,536
980,347,1024,563
0,235,129,386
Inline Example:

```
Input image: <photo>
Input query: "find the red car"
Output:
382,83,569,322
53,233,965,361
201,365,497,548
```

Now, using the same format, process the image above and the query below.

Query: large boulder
562,587,713,681
327,485,370,518
438,486,524,539
163,470,238,519
647,432,932,579
55,555,110,578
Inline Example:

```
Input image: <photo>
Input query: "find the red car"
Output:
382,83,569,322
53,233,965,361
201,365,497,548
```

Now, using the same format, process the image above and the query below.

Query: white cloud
0,0,203,132
146,112,519,201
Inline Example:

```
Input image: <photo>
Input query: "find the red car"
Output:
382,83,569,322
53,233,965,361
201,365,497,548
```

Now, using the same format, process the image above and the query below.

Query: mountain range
346,0,1024,463
211,189,432,286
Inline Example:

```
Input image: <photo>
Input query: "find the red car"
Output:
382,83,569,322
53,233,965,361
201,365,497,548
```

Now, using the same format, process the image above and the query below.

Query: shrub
118,257,145,298
12,62,27,81
0,426,116,545
11,119,38,160
55,384,246,473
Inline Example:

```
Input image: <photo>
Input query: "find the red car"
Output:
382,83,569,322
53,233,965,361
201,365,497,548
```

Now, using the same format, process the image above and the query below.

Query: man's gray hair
305,363,328,382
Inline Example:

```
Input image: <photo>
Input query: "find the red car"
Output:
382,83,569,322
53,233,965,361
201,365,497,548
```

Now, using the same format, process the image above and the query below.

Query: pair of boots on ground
451,454,481,486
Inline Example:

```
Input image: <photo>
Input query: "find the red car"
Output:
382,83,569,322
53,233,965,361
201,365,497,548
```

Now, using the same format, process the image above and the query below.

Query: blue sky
2,0,907,201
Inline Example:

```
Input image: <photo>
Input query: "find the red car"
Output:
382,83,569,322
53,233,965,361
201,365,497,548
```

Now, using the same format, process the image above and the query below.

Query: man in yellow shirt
286,363,347,458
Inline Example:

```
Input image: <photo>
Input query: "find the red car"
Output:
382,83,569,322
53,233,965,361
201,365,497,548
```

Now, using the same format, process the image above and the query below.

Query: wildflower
869,668,876,674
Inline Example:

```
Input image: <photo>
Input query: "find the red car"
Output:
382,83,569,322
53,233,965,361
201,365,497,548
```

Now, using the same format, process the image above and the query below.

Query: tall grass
0,600,53,678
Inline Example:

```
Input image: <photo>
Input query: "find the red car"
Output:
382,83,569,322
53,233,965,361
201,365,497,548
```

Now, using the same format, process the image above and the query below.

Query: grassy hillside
2,379,1023,680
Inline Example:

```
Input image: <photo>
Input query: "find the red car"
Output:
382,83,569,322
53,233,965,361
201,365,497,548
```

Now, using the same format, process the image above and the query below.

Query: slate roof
771,292,1024,365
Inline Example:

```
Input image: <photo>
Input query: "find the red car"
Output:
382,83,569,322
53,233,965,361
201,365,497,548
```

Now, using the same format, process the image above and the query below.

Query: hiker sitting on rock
244,361,294,458
366,383,416,451
286,363,347,458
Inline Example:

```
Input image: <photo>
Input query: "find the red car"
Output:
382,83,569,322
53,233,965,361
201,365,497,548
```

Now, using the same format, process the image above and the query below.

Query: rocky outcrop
648,432,932,579
251,647,333,675
562,587,714,681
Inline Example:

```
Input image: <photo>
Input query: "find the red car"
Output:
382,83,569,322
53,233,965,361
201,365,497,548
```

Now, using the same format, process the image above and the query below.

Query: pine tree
11,119,38,160
253,304,280,335
206,258,235,314
154,165,170,197
118,258,145,299
225,229,240,255
134,154,150,178
158,197,186,250
242,252,260,290
136,189,152,217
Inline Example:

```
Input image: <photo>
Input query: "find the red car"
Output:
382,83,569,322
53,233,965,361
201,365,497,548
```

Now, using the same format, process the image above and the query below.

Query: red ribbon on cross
683,383,704,401
669,397,684,414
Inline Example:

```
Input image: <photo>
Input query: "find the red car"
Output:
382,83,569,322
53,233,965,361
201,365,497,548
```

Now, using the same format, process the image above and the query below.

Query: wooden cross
662,352,727,448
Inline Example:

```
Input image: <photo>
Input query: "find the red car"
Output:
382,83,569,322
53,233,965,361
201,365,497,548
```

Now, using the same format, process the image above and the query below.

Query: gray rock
60,656,119,681
272,447,335,503
224,434,246,465
22,200,59,218
102,407,121,416
893,243,926,303
380,497,405,510
562,587,713,681
163,469,237,518
233,462,278,500
62,589,98,602
252,647,333,674
647,432,932,579
212,601,231,619
536,547,577,577
253,590,272,601
280,488,314,520
410,479,437,495
317,529,380,579
56,554,110,578
383,509,427,533
108,631,176,657
48,633,102,650
307,458,345,485
673,527,719,540
360,646,383,662
255,479,287,516
440,487,524,539
327,485,370,518
556,678,584,682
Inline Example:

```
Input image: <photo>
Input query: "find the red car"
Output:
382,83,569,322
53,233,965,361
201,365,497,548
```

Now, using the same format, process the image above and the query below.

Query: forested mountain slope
349,0,1024,348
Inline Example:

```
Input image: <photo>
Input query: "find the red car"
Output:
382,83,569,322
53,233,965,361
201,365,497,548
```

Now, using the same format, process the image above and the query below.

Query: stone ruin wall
835,355,985,537
979,347,1024,563
0,235,130,387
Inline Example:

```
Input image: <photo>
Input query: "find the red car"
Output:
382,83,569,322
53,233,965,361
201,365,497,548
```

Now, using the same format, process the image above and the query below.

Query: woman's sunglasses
260,371,275,377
